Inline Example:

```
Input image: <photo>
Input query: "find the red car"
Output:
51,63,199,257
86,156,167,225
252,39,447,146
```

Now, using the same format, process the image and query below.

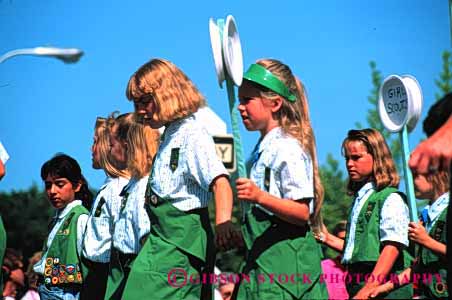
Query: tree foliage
435,50,452,99
357,61,401,167
320,154,350,228
0,185,53,260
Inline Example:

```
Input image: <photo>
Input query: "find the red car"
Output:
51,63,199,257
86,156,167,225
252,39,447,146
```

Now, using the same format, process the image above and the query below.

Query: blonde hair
126,58,206,123
251,59,324,221
94,117,130,179
342,128,399,195
112,113,159,179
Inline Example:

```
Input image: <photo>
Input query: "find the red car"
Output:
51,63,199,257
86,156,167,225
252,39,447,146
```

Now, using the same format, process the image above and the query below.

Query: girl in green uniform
316,129,413,299
369,170,448,299
34,154,93,300
122,58,237,300
80,117,131,300
232,59,327,300
104,113,160,300
369,95,451,300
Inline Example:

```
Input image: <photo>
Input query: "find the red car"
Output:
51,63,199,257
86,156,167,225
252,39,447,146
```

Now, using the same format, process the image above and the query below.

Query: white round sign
209,18,225,87
223,15,243,86
378,74,422,133
402,75,423,132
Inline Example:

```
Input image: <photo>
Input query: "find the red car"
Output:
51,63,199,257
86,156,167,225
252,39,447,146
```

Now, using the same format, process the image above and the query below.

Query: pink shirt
321,257,349,300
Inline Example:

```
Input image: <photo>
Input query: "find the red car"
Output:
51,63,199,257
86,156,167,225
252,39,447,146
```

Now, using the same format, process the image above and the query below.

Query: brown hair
126,58,206,123
94,117,130,179
425,170,450,198
250,59,324,221
111,113,159,178
342,128,399,195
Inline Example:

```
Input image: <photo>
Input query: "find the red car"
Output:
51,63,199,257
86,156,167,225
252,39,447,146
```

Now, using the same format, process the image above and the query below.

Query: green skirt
122,228,209,300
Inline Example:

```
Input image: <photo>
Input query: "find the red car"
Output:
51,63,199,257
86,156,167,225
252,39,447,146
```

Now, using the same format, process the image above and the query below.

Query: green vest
121,189,214,300
418,207,448,299
43,205,88,286
0,216,6,292
343,187,413,298
238,205,327,299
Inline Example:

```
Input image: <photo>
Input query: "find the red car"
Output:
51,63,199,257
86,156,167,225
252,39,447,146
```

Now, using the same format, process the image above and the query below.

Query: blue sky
0,0,450,192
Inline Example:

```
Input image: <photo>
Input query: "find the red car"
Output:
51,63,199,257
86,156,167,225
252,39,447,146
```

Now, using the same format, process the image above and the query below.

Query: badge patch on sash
170,148,180,172
433,220,445,241
120,192,129,213
435,282,446,294
94,197,106,217
58,213,74,235
45,258,83,285
365,202,375,221
264,167,271,192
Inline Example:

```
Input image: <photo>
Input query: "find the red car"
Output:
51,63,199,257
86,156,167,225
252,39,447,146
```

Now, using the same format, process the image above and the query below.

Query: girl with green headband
233,59,327,300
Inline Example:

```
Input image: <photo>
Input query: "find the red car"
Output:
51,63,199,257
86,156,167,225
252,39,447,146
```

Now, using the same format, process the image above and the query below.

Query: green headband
243,64,297,102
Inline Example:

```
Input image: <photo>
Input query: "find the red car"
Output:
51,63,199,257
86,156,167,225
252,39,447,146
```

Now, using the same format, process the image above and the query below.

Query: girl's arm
236,178,309,226
353,241,401,299
314,224,345,252
212,175,242,250
369,267,412,298
408,221,447,256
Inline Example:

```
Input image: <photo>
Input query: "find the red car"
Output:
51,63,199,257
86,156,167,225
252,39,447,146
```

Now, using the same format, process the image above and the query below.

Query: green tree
0,185,53,260
435,50,452,99
356,61,402,167
320,154,350,227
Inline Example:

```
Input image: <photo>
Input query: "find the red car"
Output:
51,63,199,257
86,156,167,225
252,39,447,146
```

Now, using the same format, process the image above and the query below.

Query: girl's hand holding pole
236,177,264,204
408,221,429,245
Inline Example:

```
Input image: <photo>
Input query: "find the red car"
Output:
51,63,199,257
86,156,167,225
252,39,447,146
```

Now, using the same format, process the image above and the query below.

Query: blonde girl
80,116,131,300
104,113,159,300
122,58,236,300
233,59,327,300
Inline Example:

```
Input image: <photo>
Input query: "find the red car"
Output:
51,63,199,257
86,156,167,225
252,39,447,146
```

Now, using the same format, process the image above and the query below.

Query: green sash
104,248,136,300
121,189,214,300
417,207,448,299
43,205,88,287
234,206,327,300
343,187,413,299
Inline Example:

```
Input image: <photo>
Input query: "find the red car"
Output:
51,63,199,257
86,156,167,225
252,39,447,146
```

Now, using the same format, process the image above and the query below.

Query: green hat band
243,64,297,102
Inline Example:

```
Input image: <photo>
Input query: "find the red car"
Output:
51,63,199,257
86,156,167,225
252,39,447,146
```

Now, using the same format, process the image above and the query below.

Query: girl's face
44,175,80,209
109,124,128,170
91,134,101,169
413,173,434,200
238,81,280,136
134,94,163,129
344,140,374,183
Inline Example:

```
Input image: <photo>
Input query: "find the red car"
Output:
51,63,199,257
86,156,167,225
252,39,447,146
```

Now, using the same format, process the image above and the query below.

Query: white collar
258,127,284,153
56,200,82,219
356,181,375,199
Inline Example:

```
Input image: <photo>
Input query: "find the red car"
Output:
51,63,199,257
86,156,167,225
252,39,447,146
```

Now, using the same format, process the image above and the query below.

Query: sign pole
379,74,422,222
225,77,247,179
400,126,418,222
209,16,248,220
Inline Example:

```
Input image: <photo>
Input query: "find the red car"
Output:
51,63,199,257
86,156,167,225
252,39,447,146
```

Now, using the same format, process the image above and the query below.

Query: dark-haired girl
34,154,92,300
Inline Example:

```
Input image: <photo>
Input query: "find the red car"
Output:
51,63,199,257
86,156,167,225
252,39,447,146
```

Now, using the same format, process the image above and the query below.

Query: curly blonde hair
126,58,206,123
